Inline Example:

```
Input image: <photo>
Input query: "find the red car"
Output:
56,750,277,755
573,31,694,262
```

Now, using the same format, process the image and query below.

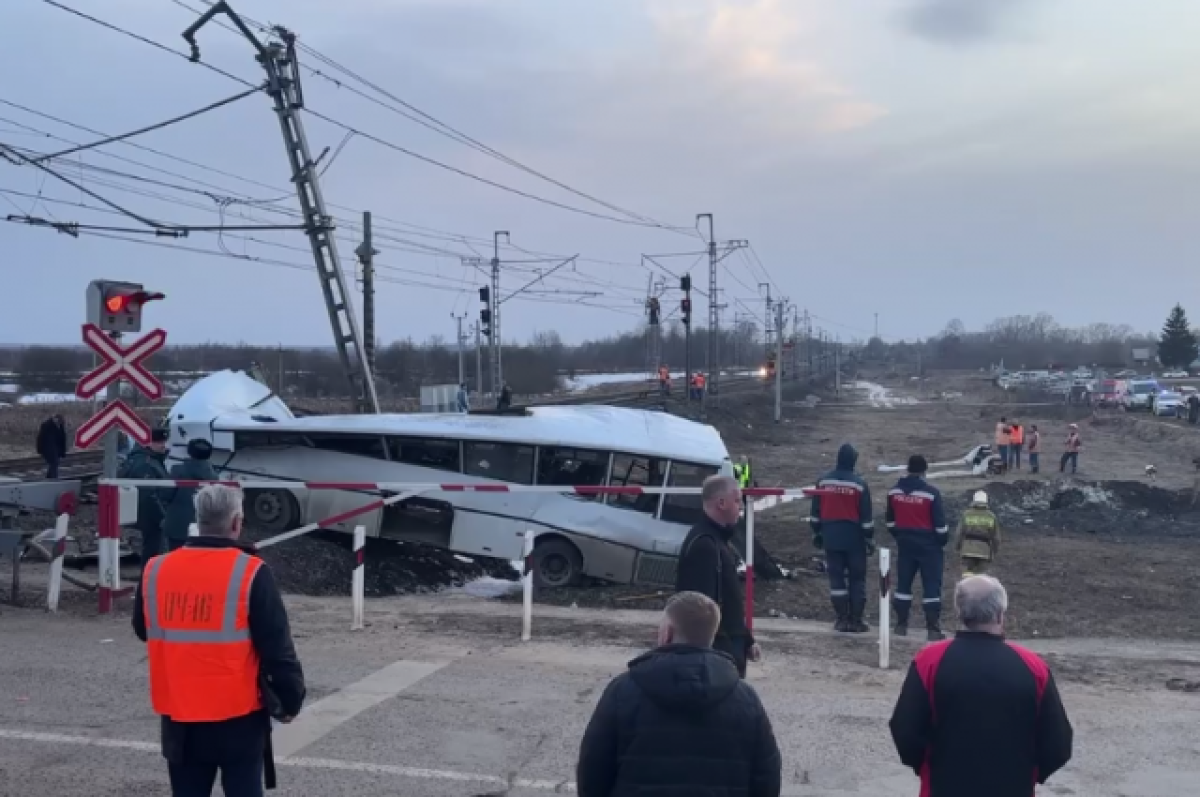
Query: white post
744,499,756,634
879,547,891,670
351,525,365,631
188,523,199,537
521,529,535,642
46,513,69,613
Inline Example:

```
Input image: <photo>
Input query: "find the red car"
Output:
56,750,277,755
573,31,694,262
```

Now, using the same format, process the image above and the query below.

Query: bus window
661,461,719,525
233,431,313,449
389,437,461,473
537,447,608,495
608,453,665,514
307,433,387,459
464,441,535,485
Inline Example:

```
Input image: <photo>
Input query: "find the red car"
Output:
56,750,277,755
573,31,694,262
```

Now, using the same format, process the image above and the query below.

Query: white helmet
972,490,988,507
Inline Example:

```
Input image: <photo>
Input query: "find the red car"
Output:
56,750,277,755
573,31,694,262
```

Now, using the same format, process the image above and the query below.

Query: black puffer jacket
576,645,781,797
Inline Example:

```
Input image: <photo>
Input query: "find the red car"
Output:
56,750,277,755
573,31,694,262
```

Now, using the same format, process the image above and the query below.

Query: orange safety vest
694,374,706,388
658,367,669,383
143,548,263,722
1010,425,1024,445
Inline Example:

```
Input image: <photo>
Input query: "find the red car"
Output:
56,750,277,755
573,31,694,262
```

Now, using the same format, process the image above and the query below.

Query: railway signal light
479,286,490,304
481,308,492,339
680,274,691,292
681,297,692,326
86,280,165,334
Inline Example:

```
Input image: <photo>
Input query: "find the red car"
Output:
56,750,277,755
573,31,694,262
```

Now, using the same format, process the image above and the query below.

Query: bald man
675,475,760,678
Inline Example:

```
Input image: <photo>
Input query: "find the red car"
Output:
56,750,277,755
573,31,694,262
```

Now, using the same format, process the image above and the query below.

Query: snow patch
17,392,82,404
850,381,920,409
455,576,523,599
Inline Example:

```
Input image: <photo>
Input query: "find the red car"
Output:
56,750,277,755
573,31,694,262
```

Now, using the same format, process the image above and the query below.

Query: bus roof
174,370,730,465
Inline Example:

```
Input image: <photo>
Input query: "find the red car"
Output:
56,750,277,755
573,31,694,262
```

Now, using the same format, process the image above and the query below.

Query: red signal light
105,294,131,313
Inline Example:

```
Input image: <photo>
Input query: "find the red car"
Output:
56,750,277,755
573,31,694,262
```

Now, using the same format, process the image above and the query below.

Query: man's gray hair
955,575,1008,629
701,474,739,503
194,484,245,538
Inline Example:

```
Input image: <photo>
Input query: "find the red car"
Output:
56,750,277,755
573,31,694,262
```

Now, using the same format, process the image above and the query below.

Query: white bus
167,370,734,588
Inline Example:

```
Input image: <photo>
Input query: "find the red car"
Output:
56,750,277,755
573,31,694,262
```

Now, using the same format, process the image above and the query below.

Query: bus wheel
246,489,299,533
533,538,583,589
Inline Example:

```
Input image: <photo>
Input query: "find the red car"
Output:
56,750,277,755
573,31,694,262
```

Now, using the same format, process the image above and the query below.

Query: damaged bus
167,370,734,588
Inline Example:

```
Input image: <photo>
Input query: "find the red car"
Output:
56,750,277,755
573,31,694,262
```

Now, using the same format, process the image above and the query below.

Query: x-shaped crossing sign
76,323,167,401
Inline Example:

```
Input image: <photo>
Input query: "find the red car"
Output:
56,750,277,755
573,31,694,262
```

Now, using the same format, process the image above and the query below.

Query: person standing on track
889,576,1073,797
886,455,950,641
133,484,306,797
956,491,1000,575
809,443,875,633
163,439,218,551
575,591,782,797
36,413,68,479
675,475,761,678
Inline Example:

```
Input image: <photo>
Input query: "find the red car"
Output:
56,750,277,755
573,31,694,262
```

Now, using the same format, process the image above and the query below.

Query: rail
0,451,105,480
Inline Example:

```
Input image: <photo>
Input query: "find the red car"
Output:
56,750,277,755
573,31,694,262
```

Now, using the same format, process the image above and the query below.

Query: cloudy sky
3,0,1200,347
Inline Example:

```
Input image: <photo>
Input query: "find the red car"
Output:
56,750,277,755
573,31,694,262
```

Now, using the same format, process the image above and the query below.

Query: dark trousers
44,454,60,479
1029,451,1040,473
825,547,867,607
893,544,944,628
1010,443,1022,469
997,445,1010,468
713,634,747,679
1060,452,1078,473
167,758,264,797
140,525,165,569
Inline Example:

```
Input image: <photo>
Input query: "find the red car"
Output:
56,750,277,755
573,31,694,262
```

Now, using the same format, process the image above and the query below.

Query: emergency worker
133,484,305,796
956,491,1000,575
732,456,752,490
163,439,218,551
658,364,671,396
120,428,171,568
809,443,874,632
886,455,950,641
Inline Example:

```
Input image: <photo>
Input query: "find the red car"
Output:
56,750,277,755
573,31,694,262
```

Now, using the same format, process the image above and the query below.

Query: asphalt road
2,595,1200,796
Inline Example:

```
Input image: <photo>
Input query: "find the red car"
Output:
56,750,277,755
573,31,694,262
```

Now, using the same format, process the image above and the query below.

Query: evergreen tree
1157,304,1199,369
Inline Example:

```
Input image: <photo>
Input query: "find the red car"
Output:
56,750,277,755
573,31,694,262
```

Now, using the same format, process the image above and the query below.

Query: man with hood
36,413,68,479
576,591,781,797
119,428,171,567
163,439,218,551
675,476,759,678
809,443,875,633
886,455,950,641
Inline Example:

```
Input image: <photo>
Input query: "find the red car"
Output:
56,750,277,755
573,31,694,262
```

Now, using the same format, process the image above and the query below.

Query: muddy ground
521,369,1200,642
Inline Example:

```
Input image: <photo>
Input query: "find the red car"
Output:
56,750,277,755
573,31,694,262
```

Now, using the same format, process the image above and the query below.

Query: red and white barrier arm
103,479,817,498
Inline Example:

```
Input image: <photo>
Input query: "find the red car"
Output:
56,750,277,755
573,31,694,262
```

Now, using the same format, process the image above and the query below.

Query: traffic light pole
101,333,121,481
474,322,482,403
491,231,509,395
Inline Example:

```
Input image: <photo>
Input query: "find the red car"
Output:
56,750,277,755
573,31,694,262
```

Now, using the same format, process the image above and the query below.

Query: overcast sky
3,0,1200,347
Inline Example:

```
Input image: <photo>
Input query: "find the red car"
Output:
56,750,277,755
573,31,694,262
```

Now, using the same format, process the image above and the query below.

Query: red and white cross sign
75,323,167,400
75,399,151,449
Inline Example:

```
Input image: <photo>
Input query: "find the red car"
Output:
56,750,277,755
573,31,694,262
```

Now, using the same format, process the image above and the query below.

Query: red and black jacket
889,632,1073,797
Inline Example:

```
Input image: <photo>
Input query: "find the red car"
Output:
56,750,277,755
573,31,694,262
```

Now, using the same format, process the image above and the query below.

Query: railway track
0,451,104,481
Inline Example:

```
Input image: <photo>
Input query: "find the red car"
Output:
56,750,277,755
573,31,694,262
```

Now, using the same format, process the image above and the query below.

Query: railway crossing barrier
96,479,898,668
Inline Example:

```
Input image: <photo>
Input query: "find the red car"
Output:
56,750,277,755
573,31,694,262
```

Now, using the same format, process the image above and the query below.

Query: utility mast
491,231,509,393
644,276,664,378
183,3,379,413
698,213,718,396
356,211,378,382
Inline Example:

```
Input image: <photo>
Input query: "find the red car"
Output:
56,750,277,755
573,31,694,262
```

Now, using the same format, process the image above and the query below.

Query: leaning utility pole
452,312,467,385
698,213,718,396
774,299,786,423
356,211,378,381
183,4,379,413
491,231,509,393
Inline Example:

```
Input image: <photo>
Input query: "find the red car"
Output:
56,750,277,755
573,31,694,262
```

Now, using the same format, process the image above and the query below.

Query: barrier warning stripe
103,479,819,497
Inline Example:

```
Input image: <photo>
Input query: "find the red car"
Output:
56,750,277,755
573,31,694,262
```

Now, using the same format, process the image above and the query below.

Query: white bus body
166,371,734,587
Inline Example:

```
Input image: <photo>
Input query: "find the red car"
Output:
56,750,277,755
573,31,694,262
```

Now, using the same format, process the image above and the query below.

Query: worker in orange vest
1008,420,1024,471
133,484,306,796
691,372,707,400
658,364,671,396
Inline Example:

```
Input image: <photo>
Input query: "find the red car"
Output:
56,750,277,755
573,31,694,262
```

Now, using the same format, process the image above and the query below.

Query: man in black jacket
889,575,1073,797
36,414,67,479
120,428,171,568
134,484,306,796
675,475,759,677
576,591,781,797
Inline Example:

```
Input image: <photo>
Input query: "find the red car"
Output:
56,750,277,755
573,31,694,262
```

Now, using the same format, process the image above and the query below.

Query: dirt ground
524,369,1200,642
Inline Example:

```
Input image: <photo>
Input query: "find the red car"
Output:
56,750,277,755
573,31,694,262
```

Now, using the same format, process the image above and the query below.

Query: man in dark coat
36,414,68,479
890,575,1073,797
496,381,513,411
134,484,305,796
886,455,950,641
120,428,172,567
576,591,781,797
163,439,218,551
675,475,759,677
809,443,875,633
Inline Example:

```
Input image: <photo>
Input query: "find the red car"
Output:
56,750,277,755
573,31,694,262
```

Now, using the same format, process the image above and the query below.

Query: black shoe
847,618,870,633
894,623,908,637
834,618,850,632
927,628,945,642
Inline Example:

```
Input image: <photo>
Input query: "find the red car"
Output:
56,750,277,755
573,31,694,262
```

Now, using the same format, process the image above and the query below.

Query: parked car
1153,390,1185,417
1115,369,1138,378
1095,380,1120,407
1121,379,1160,411
1162,370,1190,379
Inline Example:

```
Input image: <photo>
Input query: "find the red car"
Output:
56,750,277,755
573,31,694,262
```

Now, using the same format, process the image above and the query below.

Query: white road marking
273,657,455,758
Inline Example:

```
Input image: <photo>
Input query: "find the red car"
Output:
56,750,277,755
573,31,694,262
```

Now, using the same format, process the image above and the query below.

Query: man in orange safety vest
134,484,306,796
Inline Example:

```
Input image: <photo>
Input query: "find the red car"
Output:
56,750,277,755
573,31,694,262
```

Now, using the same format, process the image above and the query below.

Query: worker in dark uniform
120,428,171,569
163,440,218,551
134,484,306,796
675,475,760,678
1188,392,1200,425
36,413,68,479
809,443,875,633
496,381,513,411
886,455,950,641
